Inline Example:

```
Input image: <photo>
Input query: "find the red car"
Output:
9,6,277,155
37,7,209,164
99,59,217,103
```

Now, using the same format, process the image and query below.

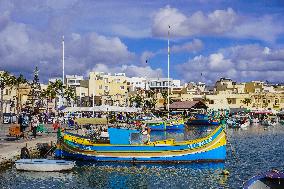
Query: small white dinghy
15,159,75,172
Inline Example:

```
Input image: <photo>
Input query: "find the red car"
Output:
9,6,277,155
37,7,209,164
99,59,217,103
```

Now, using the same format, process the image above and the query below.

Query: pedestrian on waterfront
18,113,24,133
31,114,39,139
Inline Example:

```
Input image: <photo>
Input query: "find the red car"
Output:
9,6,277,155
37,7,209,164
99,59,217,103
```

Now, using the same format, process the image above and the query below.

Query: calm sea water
0,124,283,189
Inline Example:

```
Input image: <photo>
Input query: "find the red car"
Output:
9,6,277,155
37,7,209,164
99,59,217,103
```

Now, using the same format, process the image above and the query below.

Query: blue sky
0,0,284,84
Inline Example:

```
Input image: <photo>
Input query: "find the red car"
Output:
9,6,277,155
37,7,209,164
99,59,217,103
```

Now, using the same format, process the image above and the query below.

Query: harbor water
0,124,283,189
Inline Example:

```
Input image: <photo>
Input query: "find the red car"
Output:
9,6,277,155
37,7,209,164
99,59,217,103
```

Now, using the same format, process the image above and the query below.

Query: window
104,78,108,83
5,89,8,95
99,85,102,89
105,86,109,91
120,86,125,90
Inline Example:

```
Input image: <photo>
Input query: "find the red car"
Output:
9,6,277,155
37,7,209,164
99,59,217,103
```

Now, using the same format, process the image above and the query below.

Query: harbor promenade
0,123,57,166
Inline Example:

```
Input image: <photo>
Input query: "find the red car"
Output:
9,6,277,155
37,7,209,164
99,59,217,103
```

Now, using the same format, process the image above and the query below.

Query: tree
242,98,252,107
64,86,76,107
41,84,57,113
27,67,42,110
43,79,64,111
0,71,15,122
161,91,173,110
129,94,144,108
12,74,28,115
145,90,157,110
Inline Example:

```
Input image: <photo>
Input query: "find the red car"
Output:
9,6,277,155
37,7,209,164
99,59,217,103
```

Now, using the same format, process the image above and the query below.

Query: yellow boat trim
63,125,224,147
60,132,225,158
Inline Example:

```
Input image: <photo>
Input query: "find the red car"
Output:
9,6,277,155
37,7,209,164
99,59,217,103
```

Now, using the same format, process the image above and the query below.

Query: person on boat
141,125,151,144
20,144,30,159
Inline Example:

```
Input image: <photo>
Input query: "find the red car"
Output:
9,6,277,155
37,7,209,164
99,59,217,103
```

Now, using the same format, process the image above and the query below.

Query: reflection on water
0,124,284,188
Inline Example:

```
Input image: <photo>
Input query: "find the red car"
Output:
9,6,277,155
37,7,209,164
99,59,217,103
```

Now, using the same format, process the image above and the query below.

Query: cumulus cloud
171,39,203,53
152,6,284,42
176,44,284,84
88,64,163,78
0,11,135,82
139,38,204,65
140,51,156,65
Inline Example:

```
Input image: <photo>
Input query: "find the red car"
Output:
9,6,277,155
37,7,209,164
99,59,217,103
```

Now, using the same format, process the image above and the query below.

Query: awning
61,106,142,113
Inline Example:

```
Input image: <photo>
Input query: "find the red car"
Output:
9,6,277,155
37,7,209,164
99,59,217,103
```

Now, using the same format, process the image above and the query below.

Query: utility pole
62,36,65,85
167,25,170,119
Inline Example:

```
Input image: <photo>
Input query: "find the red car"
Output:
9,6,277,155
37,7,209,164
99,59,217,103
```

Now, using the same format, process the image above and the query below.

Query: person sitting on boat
20,144,30,159
141,126,151,144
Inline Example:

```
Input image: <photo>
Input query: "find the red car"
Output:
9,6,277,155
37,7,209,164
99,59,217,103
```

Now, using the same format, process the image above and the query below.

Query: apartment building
89,72,128,106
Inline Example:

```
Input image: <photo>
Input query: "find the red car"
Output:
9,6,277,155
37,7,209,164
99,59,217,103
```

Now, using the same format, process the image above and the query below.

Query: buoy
221,169,230,175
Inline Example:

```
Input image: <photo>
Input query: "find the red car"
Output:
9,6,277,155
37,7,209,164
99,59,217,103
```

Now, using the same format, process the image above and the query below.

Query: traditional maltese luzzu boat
55,125,226,163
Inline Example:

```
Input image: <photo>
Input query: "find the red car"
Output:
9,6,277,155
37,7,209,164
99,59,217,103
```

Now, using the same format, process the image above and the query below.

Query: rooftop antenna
167,25,170,119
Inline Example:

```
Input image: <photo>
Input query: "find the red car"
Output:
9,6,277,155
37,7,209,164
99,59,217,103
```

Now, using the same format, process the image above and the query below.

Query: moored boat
243,170,284,189
55,125,226,163
146,121,166,131
15,159,75,172
165,118,185,130
187,114,219,126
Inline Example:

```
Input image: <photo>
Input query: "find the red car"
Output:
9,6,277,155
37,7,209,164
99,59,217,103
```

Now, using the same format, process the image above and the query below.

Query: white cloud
152,6,284,42
171,39,203,53
0,12,135,81
176,44,284,84
140,51,156,65
88,64,163,78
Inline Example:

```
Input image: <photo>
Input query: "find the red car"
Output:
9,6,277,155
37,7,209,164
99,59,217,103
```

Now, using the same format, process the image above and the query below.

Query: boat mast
62,35,65,85
167,25,170,119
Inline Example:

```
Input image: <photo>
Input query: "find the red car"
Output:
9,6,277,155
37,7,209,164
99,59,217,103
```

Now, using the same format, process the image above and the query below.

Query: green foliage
0,71,15,89
129,94,144,108
242,98,252,106
161,91,173,110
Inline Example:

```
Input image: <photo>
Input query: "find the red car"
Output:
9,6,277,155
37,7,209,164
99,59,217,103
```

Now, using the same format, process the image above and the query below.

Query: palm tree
145,90,157,110
64,87,76,107
0,71,15,123
41,84,57,113
161,91,173,111
47,79,64,111
242,98,252,107
13,74,28,115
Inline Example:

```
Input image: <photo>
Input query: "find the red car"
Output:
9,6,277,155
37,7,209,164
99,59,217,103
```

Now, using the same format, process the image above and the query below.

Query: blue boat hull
56,145,226,163
166,123,185,130
148,123,165,131
56,126,226,163
148,123,185,131
187,120,219,126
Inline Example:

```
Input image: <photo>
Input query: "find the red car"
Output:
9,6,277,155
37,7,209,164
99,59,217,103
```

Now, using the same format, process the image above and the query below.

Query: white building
127,77,148,91
65,75,84,87
148,78,181,92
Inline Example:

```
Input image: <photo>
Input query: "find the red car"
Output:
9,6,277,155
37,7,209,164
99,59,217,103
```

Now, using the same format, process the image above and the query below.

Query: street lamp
0,77,4,124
